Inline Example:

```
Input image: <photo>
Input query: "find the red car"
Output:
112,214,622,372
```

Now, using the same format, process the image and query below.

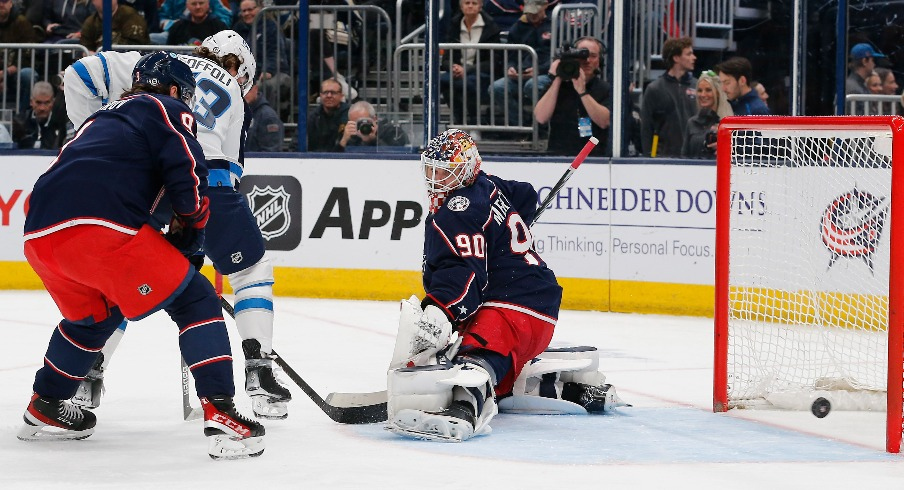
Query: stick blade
325,391,388,424
331,402,387,424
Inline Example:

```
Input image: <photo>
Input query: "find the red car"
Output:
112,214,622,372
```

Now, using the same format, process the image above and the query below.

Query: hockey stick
325,336,465,418
218,296,386,424
181,357,204,421
530,136,598,226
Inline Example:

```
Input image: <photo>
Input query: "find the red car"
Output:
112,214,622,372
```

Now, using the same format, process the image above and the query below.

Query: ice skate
18,393,97,441
562,383,625,413
243,339,292,419
71,354,105,409
389,401,480,442
387,361,498,442
202,395,266,460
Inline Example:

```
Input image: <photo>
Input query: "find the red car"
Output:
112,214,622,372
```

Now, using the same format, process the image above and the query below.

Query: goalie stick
531,136,598,226
218,296,385,424
329,140,600,417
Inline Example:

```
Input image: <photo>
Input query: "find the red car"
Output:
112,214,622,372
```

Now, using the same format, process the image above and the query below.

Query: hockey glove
165,196,210,257
389,296,453,370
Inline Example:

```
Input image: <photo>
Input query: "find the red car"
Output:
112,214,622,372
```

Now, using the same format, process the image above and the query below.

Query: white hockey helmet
201,30,257,96
421,129,482,198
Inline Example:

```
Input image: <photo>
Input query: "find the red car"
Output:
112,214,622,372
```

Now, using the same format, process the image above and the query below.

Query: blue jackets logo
821,188,887,272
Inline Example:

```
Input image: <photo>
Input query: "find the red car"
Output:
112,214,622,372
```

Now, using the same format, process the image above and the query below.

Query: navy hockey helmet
132,51,196,106
421,129,482,196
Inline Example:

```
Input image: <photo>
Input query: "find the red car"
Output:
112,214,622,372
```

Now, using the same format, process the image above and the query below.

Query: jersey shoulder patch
446,195,470,212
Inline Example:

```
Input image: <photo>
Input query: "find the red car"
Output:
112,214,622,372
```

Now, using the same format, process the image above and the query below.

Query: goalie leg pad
387,359,497,442
499,345,621,414
227,257,275,354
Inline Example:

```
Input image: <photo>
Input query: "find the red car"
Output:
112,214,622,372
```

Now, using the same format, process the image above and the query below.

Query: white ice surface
2,291,904,489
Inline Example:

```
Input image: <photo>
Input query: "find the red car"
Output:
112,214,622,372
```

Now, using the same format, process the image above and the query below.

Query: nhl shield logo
248,185,291,240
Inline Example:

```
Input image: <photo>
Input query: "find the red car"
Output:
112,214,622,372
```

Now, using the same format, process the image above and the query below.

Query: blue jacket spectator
716,56,771,116
245,84,283,152
157,0,232,34
43,0,95,42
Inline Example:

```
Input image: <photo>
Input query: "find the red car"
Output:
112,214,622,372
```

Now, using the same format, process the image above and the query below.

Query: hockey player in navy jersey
386,129,620,441
17,52,265,459
64,32,292,420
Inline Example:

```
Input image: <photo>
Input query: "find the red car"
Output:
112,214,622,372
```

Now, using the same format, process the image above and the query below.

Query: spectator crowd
0,0,898,157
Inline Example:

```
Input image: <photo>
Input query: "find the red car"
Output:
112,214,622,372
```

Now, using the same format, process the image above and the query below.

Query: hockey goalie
386,129,622,442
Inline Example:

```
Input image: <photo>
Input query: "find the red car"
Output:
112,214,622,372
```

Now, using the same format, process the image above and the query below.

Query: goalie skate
388,402,486,442
202,396,266,460
18,394,96,441
563,383,623,413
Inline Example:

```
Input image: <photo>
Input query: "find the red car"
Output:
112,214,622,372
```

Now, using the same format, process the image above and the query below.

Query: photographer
534,36,610,157
339,100,410,150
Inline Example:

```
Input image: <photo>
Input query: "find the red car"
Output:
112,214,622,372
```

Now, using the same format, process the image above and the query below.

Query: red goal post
713,116,904,453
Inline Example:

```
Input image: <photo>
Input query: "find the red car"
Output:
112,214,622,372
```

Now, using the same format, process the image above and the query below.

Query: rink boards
0,154,717,316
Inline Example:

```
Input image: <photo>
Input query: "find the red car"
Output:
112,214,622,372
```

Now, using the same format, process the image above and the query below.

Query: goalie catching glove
389,296,454,370
165,196,210,257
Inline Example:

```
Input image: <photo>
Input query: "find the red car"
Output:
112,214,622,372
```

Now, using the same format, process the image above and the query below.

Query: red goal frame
712,116,904,453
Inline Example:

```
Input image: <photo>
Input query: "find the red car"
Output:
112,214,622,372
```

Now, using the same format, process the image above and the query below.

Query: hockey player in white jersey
63,50,144,129
65,33,292,420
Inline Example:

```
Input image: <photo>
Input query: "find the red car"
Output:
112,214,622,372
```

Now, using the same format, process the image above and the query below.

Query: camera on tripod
556,45,590,80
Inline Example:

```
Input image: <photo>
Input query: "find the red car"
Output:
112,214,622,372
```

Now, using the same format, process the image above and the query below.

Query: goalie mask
421,129,481,210
201,30,257,96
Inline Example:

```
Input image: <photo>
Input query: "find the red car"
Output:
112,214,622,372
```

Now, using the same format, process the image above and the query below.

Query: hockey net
713,116,904,453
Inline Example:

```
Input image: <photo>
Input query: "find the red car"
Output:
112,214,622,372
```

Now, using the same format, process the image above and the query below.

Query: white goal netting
726,127,893,411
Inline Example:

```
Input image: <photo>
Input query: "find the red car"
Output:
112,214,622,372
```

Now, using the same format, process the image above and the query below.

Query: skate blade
17,423,94,441
251,398,288,420
207,435,265,460
386,409,473,442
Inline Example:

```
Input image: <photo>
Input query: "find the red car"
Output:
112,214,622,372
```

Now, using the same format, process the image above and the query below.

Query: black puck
811,397,831,418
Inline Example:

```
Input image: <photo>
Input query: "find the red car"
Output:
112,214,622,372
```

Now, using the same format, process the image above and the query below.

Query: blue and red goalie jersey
423,171,563,324
24,93,207,238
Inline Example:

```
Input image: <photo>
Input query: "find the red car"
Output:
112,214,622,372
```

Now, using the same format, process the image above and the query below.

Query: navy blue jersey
24,93,207,238
424,171,562,324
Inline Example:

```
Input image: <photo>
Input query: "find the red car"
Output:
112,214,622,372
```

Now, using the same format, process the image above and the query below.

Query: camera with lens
357,118,375,136
556,45,590,80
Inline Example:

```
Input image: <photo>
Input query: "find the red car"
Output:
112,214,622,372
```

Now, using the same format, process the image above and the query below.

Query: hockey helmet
132,51,196,107
421,129,482,197
201,30,257,96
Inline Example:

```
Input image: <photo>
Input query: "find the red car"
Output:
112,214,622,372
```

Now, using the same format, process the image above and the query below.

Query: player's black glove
188,253,205,271
165,196,210,257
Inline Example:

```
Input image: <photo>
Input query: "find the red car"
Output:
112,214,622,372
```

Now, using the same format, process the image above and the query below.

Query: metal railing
550,3,605,68
846,94,903,116
109,44,196,53
392,43,541,150
630,0,734,87
0,43,90,113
